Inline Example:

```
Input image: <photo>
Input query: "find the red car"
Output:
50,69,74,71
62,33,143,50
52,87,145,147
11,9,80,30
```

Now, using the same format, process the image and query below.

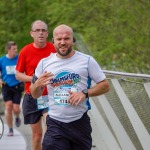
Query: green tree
0,0,149,74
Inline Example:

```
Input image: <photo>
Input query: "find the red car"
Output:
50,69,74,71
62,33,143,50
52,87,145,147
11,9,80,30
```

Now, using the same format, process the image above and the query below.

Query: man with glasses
15,20,56,150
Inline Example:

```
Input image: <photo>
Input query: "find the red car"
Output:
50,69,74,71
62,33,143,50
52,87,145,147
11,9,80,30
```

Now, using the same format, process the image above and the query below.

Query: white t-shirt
35,51,106,123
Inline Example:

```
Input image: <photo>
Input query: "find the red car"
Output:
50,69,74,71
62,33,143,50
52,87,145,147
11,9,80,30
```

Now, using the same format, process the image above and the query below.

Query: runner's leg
30,118,43,150
4,101,13,129
13,104,20,118
42,109,48,133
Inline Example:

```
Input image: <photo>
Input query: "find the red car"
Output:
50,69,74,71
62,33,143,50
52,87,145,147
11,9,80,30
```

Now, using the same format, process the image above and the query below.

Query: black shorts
42,112,92,150
23,94,48,124
2,84,22,104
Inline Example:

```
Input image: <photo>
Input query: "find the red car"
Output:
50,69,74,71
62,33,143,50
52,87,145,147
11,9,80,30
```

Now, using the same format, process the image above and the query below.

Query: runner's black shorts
23,94,48,124
42,112,92,150
2,84,22,104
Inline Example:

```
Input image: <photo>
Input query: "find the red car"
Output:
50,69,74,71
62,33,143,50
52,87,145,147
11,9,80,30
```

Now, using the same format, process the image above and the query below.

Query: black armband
32,74,38,84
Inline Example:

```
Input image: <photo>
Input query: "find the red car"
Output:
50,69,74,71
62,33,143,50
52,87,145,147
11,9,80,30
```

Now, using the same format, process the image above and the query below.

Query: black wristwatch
32,74,38,84
82,89,88,98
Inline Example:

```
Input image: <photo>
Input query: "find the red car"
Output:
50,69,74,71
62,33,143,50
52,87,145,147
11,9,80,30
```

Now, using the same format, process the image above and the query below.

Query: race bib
37,95,49,110
54,86,78,106
6,65,16,75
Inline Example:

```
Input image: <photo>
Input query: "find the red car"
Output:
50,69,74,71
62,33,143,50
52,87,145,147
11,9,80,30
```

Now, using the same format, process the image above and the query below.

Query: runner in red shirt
16,20,56,150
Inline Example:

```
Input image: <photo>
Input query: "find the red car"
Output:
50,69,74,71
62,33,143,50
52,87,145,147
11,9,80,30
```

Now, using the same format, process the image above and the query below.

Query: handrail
103,70,150,79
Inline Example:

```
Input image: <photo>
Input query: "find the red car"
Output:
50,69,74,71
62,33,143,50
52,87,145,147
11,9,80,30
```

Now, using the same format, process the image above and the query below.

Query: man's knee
5,105,13,113
33,132,43,142
13,104,20,112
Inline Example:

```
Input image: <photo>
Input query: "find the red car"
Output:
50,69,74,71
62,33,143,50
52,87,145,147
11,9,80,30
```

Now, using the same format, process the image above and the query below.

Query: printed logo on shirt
50,70,81,88
50,70,80,106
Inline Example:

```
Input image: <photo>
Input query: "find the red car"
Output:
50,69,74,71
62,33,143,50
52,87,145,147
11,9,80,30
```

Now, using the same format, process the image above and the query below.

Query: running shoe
15,117,21,127
7,128,13,136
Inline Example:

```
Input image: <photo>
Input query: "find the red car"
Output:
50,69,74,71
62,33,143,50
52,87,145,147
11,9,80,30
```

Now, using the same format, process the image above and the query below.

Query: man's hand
34,72,54,88
68,90,86,106
30,72,54,99
0,79,4,88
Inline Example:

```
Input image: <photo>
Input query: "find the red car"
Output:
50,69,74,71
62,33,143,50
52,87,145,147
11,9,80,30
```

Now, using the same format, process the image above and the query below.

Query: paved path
0,112,32,150
0,124,26,150
0,98,32,150
0,99,98,150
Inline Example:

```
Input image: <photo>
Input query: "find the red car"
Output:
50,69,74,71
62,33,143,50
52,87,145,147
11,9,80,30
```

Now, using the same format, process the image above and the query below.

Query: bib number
53,86,78,106
6,65,16,75
37,95,49,110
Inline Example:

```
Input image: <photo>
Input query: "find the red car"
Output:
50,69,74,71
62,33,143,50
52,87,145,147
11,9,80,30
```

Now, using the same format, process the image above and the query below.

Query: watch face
83,89,88,94
82,89,88,98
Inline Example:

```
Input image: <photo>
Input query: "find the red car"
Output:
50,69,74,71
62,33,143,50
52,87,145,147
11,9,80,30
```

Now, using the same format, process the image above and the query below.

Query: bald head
53,24,73,37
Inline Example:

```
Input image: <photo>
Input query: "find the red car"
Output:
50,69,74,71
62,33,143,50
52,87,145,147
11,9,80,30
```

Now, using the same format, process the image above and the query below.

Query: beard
57,46,73,57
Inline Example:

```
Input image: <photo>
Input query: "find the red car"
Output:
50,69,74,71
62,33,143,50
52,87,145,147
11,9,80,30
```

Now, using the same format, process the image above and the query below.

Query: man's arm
15,71,32,82
68,79,110,106
30,82,44,99
88,79,110,97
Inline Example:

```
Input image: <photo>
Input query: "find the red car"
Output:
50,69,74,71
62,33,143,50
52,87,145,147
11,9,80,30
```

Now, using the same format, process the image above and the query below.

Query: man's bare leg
30,119,43,150
5,101,13,129
42,112,48,133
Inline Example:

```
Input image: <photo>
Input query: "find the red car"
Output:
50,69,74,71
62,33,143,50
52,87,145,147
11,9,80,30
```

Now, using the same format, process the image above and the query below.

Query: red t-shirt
16,42,56,94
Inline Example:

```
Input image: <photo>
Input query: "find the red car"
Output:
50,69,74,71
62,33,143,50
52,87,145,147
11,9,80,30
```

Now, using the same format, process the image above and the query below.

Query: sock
9,128,13,132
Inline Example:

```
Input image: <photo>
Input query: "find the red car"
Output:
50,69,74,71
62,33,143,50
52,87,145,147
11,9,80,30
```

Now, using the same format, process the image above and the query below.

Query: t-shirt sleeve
88,56,106,83
34,59,43,78
34,59,48,96
16,48,26,72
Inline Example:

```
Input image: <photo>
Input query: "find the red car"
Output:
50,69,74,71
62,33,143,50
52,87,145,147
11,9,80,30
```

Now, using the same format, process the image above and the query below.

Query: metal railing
103,70,150,80
89,71,150,150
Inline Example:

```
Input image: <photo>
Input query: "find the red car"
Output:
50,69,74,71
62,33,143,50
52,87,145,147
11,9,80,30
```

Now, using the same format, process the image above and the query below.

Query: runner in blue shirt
0,41,23,136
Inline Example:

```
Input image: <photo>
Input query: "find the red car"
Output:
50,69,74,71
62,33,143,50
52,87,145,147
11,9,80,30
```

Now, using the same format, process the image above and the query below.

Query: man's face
30,22,48,44
54,32,74,58
8,45,17,57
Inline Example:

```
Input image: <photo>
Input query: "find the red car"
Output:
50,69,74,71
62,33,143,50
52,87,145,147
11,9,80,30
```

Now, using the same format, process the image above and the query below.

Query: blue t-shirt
0,55,20,87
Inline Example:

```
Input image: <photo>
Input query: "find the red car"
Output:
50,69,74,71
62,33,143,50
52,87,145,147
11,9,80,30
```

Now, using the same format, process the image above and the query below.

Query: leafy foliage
0,0,149,73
